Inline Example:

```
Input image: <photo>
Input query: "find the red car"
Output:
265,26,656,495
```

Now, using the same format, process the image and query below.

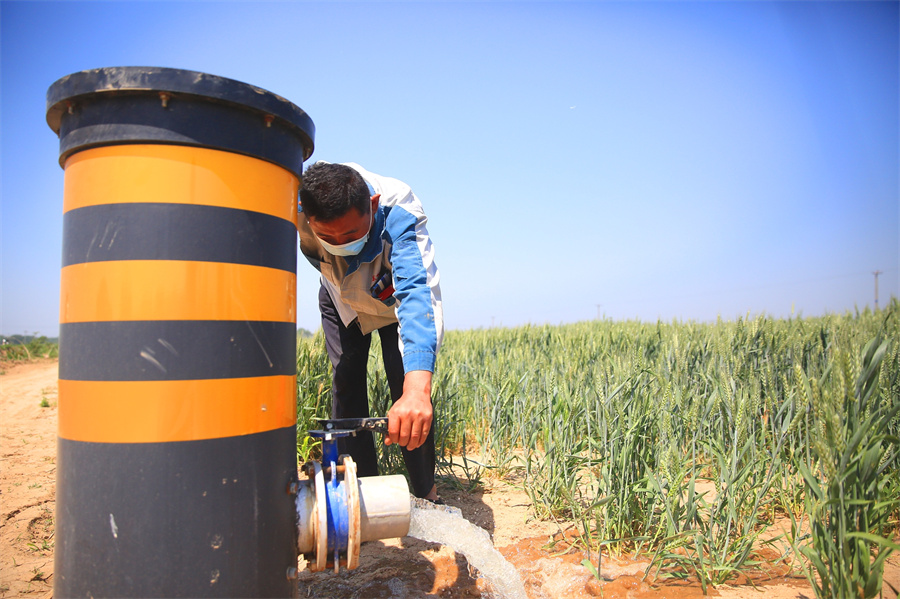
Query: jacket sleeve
384,200,443,373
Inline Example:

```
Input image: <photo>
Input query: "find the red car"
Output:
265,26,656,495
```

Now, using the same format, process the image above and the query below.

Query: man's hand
385,370,433,451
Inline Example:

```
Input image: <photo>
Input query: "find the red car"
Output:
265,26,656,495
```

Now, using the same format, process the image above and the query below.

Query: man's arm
384,201,443,370
381,193,442,451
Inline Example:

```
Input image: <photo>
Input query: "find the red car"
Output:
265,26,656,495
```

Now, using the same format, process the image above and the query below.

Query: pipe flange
343,456,360,570
312,461,328,572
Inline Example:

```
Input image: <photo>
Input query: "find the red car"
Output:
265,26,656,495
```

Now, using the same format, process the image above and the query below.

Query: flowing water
408,498,528,599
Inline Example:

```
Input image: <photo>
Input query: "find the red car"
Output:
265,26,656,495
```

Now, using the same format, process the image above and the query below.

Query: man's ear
370,194,381,213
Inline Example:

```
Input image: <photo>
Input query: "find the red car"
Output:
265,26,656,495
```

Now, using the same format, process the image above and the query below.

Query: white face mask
318,231,369,256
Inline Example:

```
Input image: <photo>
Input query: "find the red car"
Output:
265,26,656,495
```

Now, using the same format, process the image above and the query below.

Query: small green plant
39,397,50,408
296,435,321,464
27,539,52,553
581,556,600,581
795,336,900,599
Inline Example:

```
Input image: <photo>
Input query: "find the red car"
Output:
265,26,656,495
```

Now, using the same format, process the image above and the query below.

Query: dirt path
1,359,58,598
1,359,897,598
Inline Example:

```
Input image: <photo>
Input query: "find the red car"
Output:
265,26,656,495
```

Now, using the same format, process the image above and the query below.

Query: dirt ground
1,360,57,598
2,359,898,598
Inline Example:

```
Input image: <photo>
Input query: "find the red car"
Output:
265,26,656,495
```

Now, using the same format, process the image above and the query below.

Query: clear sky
2,0,898,337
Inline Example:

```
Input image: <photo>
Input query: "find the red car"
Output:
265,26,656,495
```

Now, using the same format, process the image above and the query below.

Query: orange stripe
62,145,299,223
60,261,296,323
58,376,297,443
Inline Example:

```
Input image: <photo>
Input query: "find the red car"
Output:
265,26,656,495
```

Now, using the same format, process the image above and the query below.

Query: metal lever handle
316,417,389,435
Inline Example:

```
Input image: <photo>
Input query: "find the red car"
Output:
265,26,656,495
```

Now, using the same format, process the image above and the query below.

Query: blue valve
304,417,389,571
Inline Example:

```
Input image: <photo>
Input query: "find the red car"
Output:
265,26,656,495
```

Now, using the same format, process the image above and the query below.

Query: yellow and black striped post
46,67,314,598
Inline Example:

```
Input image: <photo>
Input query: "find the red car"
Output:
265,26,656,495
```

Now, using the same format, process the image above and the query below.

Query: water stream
408,498,528,599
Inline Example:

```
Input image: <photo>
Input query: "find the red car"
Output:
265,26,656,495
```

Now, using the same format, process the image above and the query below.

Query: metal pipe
46,66,314,598
358,475,412,542
296,473,411,554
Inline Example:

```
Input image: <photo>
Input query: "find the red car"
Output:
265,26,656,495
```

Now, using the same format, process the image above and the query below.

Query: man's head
300,162,380,253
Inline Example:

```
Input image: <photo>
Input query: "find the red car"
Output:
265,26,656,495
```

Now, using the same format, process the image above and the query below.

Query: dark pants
319,285,436,498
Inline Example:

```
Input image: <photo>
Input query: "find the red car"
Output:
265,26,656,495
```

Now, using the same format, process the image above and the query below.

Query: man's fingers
407,426,422,451
406,420,431,451
399,419,413,448
385,412,401,446
417,424,430,449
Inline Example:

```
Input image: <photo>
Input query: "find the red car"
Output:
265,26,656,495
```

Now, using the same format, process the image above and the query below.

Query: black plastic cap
47,66,315,178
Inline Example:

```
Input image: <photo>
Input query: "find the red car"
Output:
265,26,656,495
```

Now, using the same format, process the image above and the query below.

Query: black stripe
59,321,297,381
63,203,297,271
55,427,298,598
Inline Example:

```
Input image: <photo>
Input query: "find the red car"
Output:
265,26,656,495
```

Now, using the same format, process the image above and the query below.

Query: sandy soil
2,359,898,598
1,359,57,598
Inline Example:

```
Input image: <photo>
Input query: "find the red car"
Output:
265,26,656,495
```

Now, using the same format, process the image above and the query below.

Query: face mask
318,230,369,256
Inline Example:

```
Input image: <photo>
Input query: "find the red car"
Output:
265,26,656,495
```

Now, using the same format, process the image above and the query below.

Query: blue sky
2,0,897,336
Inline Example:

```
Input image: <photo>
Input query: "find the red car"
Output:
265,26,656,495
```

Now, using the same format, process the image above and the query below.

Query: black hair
299,162,371,222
